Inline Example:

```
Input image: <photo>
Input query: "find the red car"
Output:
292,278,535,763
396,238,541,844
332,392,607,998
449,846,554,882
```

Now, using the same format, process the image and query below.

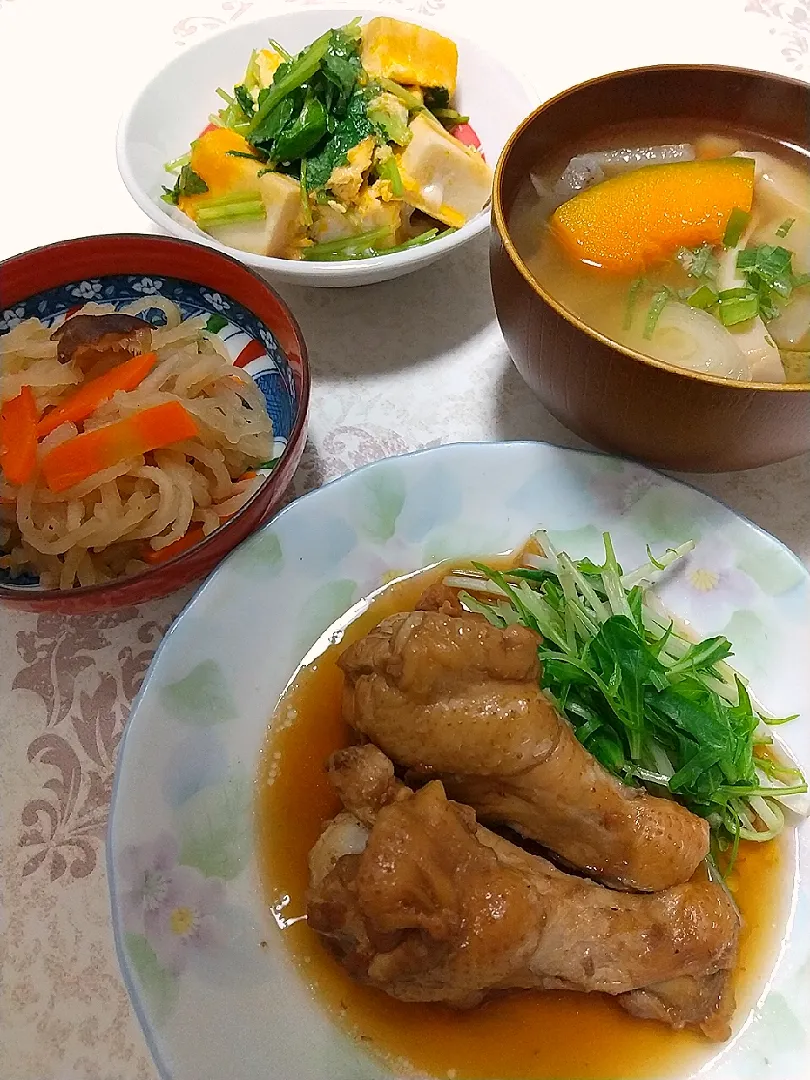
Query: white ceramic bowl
117,8,537,288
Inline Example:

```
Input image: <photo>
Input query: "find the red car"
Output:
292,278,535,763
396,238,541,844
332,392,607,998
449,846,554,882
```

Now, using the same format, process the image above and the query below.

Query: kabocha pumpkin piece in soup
550,157,756,273
509,125,810,384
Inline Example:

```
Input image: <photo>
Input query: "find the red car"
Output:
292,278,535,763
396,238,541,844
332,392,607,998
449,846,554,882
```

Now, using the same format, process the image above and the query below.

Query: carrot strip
41,400,199,494
37,352,158,437
0,386,39,486
142,509,235,564
142,525,206,564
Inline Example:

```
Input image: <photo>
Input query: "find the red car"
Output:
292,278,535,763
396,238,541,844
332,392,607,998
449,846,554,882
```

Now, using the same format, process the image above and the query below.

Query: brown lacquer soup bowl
490,65,810,472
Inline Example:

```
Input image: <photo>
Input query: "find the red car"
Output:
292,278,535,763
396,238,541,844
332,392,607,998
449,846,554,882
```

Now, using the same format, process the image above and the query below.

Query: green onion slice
624,277,645,330
723,207,751,248
687,284,718,310
718,288,759,326
643,288,671,339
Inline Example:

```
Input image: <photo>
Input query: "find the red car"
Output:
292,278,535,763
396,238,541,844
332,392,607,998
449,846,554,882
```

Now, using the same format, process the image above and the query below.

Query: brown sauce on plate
257,562,788,1080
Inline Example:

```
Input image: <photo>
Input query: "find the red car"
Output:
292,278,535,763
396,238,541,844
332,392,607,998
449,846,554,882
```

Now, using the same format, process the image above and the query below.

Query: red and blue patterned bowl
0,233,310,613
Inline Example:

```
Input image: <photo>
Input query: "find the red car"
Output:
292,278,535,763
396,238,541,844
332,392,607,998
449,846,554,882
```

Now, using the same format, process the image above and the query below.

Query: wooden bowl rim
491,62,810,394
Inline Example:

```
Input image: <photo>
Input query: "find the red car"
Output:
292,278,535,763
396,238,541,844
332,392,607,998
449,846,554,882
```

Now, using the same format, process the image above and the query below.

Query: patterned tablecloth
1,0,808,1076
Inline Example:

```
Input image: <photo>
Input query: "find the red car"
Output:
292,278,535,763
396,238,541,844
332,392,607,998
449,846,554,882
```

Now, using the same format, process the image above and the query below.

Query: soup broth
508,120,810,384
257,562,790,1080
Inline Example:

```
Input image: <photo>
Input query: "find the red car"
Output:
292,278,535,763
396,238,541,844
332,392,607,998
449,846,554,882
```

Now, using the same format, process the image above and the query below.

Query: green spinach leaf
423,86,451,111
160,165,209,205
305,88,373,190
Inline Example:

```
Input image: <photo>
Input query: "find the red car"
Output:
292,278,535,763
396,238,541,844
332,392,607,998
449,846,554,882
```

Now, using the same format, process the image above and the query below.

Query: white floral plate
108,442,810,1080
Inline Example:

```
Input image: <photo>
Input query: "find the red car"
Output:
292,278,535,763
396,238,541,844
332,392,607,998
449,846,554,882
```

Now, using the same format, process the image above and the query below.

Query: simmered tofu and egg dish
162,17,493,261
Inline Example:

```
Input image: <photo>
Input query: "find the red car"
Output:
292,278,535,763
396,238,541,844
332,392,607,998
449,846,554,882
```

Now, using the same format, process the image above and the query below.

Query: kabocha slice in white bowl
117,8,537,287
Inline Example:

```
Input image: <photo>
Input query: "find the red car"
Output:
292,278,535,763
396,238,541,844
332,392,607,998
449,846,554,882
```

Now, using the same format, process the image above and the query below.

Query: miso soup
508,121,810,384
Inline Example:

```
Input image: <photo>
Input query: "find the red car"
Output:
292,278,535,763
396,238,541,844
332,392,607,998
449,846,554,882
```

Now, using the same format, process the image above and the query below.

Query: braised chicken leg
307,745,738,1039
338,605,709,891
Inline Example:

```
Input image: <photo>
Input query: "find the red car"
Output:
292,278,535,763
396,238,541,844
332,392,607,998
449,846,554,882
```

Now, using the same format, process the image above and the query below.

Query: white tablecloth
1,1,808,1076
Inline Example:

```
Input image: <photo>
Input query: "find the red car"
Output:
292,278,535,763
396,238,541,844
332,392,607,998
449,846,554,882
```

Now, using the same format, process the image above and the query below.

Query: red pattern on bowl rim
0,233,310,613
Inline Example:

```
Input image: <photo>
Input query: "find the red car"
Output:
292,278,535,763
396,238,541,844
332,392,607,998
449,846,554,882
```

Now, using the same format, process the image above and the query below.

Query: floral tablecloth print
1,0,809,1078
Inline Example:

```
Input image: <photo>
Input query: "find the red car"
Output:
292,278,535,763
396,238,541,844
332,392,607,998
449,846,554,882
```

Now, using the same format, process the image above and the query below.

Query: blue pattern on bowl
251,369,295,441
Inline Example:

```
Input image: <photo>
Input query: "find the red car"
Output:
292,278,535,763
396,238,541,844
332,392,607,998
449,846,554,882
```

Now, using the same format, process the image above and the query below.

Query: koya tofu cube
398,115,492,227
310,189,402,245
206,172,303,257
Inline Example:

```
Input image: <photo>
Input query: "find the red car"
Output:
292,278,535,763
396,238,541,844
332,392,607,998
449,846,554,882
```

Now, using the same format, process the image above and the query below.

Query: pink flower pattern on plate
121,833,225,976
656,538,760,632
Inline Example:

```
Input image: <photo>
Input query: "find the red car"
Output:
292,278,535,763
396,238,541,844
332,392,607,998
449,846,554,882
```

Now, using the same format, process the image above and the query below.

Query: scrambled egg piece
327,137,376,204
361,17,457,94
255,47,284,89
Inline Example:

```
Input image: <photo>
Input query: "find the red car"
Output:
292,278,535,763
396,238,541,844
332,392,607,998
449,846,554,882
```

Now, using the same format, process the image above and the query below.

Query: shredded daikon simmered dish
0,301,273,590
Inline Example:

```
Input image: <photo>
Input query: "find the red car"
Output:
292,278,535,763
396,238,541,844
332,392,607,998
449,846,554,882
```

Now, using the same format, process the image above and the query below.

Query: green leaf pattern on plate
295,578,358,658
356,464,406,541
162,659,237,725
176,770,252,880
738,541,806,596
124,932,179,1026
229,528,284,575
628,486,706,546
735,992,807,1079
722,610,767,655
